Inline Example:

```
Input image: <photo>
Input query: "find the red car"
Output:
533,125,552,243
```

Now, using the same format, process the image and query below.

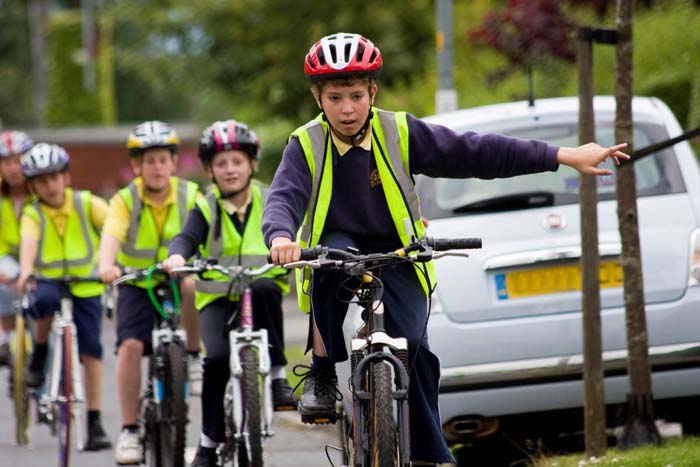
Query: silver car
416,96,700,446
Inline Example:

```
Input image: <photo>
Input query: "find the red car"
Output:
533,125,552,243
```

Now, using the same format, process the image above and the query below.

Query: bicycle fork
229,330,273,438
350,298,411,467
229,288,274,441
44,299,86,451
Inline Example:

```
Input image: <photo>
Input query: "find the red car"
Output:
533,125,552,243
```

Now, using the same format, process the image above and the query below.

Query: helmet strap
322,107,374,148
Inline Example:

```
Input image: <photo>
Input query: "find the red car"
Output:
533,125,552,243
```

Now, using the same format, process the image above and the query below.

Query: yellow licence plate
495,261,623,300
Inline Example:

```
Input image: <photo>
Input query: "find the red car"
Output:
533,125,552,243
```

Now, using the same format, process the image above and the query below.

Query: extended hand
558,143,630,176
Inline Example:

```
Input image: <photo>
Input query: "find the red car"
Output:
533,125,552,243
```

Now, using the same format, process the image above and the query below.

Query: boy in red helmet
265,32,629,465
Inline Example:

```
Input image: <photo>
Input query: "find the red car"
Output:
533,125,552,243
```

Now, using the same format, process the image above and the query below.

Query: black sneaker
25,350,47,388
190,445,220,467
294,364,342,424
272,378,297,411
24,366,44,388
0,342,10,367
84,420,112,451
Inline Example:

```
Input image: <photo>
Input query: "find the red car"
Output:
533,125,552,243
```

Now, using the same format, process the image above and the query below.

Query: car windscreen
417,122,686,218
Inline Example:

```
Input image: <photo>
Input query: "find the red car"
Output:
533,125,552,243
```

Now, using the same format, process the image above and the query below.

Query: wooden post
615,0,661,448
577,26,607,458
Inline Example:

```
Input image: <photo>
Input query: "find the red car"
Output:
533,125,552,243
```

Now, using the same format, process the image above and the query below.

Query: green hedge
46,10,115,126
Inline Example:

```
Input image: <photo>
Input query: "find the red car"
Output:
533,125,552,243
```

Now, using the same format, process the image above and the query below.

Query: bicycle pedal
274,403,297,412
301,413,337,425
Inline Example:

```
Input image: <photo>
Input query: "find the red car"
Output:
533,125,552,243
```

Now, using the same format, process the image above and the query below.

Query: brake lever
432,251,470,259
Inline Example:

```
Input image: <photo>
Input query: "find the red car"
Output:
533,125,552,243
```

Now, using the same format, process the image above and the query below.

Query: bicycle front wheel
158,343,188,467
370,362,398,467
59,330,73,467
238,346,263,467
12,314,30,446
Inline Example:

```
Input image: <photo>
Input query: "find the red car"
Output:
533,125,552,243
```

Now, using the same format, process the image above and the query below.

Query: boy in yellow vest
98,121,202,465
163,120,295,467
0,130,33,366
17,143,111,451
265,33,630,466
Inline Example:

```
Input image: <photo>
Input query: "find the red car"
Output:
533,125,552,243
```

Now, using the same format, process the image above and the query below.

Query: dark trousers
199,278,286,442
308,231,454,464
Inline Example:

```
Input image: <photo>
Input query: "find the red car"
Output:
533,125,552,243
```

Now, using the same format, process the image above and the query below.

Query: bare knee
118,338,144,359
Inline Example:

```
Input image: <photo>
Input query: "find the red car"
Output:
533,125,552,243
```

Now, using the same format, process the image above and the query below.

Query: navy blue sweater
262,113,559,251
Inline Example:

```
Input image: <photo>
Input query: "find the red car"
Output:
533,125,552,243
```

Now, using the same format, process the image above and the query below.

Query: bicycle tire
370,362,398,467
13,314,30,446
158,343,188,467
59,330,72,467
238,346,263,467
144,396,161,467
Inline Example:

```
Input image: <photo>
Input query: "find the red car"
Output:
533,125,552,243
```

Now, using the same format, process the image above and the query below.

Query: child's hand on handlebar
99,265,122,284
269,237,301,265
162,254,186,277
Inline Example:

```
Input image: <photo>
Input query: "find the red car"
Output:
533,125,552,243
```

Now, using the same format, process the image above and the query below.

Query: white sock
270,365,286,380
200,432,219,448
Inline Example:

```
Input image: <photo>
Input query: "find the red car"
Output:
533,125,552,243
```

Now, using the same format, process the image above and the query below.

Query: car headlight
689,228,700,287
429,291,445,314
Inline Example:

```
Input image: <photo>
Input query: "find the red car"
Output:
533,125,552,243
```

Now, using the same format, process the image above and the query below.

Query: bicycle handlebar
282,237,482,270
111,264,170,286
171,260,277,279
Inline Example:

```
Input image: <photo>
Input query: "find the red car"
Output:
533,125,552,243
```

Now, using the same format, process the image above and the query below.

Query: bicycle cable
324,443,344,467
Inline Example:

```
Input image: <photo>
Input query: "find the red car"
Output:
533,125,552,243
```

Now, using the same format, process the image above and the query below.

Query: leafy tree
0,0,34,126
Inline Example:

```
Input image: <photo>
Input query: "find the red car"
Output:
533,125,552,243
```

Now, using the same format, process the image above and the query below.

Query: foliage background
1,0,699,180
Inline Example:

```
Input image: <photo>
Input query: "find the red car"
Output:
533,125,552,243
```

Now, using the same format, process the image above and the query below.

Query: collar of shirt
221,187,252,223
41,188,74,219
136,177,176,207
330,124,372,156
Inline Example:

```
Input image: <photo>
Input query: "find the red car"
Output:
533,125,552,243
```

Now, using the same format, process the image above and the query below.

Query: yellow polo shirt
102,177,202,243
20,190,108,240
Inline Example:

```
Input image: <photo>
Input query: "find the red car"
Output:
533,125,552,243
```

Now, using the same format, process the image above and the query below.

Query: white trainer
114,430,142,465
188,354,203,396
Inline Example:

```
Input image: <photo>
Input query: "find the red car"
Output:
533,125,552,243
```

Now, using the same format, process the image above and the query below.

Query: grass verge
533,436,700,467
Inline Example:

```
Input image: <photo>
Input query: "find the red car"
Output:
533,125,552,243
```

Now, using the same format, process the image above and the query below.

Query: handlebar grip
431,237,482,251
267,245,323,263
300,246,322,260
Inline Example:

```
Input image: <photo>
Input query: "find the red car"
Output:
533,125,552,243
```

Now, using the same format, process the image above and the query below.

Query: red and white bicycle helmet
304,33,382,83
21,143,70,178
0,130,34,157
198,120,261,167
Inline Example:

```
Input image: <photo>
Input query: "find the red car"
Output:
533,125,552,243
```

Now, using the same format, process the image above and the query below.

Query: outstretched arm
557,143,630,175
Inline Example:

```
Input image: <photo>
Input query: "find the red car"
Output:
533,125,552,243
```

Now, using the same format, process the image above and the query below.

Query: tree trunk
615,0,661,448
577,27,607,458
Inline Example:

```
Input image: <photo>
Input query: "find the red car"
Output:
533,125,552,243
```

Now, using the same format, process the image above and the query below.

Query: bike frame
228,286,274,443
284,237,480,467
173,261,277,465
349,278,410,467
37,281,87,453
113,266,189,466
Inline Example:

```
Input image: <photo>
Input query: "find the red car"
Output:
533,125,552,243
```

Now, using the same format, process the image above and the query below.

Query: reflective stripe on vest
35,191,94,269
291,109,435,312
121,178,192,260
194,183,289,309
29,189,103,297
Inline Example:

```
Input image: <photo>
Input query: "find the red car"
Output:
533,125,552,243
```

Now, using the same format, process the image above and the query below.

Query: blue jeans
308,231,454,464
